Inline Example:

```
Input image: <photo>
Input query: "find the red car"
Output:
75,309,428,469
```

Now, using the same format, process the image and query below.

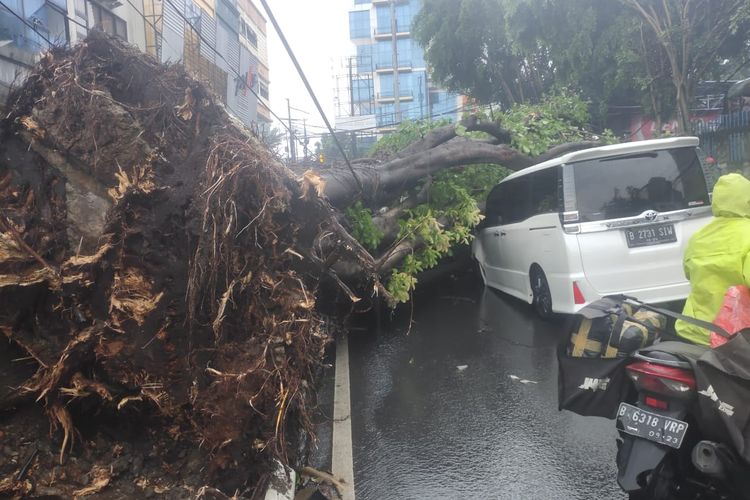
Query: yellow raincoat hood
677,173,750,345
712,173,750,219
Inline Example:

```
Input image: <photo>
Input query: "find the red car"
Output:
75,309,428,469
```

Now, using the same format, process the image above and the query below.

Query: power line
0,0,53,46
333,103,473,135
257,0,363,192
163,0,297,142
133,0,306,157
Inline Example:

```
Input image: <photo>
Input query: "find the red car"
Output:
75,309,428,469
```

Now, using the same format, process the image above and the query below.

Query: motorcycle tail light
644,396,669,410
626,361,696,399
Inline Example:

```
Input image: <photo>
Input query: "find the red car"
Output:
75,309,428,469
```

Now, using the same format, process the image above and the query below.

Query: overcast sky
264,0,354,142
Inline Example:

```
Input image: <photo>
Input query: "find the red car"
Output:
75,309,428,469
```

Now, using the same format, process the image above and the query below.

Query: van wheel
530,267,553,319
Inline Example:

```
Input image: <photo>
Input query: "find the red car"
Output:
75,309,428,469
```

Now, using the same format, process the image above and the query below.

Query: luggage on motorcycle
558,296,667,418
557,345,633,418
694,329,750,465
568,297,666,359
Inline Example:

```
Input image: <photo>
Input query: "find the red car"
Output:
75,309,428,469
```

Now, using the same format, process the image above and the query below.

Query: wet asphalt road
348,274,626,500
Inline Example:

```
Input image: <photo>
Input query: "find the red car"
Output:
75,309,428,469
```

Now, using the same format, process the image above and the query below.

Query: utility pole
286,98,296,162
348,56,357,159
425,72,431,120
418,74,424,119
349,56,355,117
302,118,309,162
390,0,401,124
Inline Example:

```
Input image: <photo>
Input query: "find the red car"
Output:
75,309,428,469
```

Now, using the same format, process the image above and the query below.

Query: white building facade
0,0,270,131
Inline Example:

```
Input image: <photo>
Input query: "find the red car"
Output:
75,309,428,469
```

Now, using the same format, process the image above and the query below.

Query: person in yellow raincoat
677,173,750,345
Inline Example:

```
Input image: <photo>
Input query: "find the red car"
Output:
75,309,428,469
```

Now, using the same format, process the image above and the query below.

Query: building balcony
373,27,411,39
375,61,413,72
376,91,414,102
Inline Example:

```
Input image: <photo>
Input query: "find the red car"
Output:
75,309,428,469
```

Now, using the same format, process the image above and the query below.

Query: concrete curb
332,334,356,500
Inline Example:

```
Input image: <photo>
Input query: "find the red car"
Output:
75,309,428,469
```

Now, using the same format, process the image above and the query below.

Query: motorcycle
614,303,750,499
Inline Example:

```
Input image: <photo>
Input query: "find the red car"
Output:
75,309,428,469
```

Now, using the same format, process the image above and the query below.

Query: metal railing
693,110,750,164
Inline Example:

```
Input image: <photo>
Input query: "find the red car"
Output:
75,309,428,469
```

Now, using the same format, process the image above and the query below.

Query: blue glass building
341,0,463,133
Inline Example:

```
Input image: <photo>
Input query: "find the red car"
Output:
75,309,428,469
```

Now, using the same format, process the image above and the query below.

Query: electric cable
163,0,298,142
257,0,363,192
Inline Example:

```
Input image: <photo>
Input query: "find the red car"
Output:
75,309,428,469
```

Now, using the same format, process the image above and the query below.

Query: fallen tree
0,33,601,498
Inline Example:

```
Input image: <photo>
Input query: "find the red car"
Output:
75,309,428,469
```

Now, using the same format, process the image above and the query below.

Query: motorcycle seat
636,341,708,367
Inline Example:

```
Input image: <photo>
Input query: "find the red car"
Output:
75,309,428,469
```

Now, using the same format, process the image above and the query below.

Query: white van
472,137,714,317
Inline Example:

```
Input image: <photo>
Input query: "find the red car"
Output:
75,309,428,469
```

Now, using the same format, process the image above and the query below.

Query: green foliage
414,0,750,128
384,156,511,303
368,119,451,158
344,201,384,252
500,91,593,155
357,95,605,304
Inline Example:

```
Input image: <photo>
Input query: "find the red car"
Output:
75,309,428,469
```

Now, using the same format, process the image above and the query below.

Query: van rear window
572,147,710,222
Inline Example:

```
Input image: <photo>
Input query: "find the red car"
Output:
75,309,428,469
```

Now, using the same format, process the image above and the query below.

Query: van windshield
571,147,710,222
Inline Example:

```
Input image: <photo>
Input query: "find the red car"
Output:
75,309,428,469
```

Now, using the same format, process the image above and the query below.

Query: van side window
485,183,506,226
498,176,531,224
529,167,561,216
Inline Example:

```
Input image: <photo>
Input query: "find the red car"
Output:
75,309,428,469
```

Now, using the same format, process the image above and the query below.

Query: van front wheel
530,267,553,319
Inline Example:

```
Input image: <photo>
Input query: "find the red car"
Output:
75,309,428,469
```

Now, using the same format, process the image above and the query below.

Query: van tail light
573,282,586,305
626,361,696,399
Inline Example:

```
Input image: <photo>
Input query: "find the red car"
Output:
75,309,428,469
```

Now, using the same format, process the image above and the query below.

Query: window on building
375,6,390,34
259,80,269,99
28,1,69,46
349,10,370,39
91,3,127,40
375,40,391,69
239,19,258,47
396,38,410,67
74,0,86,18
394,3,411,32
411,40,425,68
356,44,373,72
379,73,393,98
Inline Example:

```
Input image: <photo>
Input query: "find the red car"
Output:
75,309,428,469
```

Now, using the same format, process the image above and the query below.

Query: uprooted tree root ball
0,32,375,498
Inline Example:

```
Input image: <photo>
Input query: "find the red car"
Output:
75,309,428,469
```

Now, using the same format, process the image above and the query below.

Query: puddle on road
348,276,625,499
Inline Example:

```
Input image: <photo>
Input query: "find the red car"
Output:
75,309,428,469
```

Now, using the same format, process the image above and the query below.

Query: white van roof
502,136,700,183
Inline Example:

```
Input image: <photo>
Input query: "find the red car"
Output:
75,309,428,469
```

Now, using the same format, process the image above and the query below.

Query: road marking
332,334,355,500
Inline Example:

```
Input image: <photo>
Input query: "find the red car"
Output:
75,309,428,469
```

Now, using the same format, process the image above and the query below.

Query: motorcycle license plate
624,223,676,248
617,402,688,449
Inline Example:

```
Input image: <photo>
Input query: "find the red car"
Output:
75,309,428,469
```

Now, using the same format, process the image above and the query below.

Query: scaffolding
143,0,163,60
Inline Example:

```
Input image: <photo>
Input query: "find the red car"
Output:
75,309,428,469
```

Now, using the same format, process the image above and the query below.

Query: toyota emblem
644,210,659,221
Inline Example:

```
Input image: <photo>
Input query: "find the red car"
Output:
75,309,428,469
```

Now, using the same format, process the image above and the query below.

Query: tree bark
320,137,600,207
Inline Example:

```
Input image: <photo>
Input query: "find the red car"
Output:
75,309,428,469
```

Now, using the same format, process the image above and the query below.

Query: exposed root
0,31,374,497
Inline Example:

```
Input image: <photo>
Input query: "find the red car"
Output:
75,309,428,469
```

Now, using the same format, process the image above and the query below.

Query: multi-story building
0,0,147,102
146,0,270,130
337,0,464,136
0,0,270,131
